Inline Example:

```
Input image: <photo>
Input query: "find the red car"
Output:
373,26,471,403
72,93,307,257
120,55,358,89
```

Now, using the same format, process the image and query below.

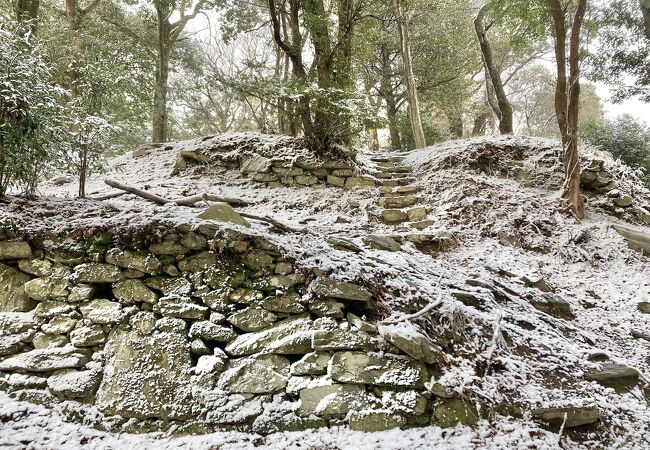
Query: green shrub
581,114,650,184
397,113,450,150
0,24,71,195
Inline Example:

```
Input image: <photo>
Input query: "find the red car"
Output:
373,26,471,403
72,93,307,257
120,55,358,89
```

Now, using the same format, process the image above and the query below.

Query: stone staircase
370,155,435,231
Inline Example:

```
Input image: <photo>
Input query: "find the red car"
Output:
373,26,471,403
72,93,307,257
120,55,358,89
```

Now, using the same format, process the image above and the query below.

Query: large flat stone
105,249,162,275
0,346,91,372
47,368,102,399
79,299,123,324
532,405,600,428
378,323,442,364
298,384,370,416
96,327,193,420
612,225,650,255
225,315,313,356
218,354,289,394
0,312,38,335
330,351,428,388
113,279,158,304
0,263,35,312
0,241,32,259
584,364,639,393
73,263,123,283
198,203,250,227
23,277,69,301
311,278,372,302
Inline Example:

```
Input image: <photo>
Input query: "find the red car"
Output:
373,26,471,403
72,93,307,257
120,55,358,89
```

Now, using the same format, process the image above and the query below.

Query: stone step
396,177,416,186
395,186,420,194
378,178,416,187
375,162,412,170
381,209,409,224
373,171,413,180
378,185,421,196
410,220,436,230
370,156,405,163
405,207,428,222
379,196,419,209
381,166,412,174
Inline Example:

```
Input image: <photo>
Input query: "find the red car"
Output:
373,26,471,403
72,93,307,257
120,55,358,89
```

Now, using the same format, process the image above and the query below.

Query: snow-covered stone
96,328,193,420
330,351,428,388
0,346,91,372
0,241,32,259
79,299,123,324
47,368,102,399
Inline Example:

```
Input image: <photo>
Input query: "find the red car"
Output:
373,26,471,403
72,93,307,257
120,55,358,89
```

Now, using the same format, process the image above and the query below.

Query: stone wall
0,225,473,434
174,147,378,189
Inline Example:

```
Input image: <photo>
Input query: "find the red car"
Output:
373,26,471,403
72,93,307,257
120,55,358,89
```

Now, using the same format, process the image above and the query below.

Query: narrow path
369,154,435,231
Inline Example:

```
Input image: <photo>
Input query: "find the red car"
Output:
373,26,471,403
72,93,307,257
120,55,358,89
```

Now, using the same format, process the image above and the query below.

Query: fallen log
103,179,303,233
104,179,250,207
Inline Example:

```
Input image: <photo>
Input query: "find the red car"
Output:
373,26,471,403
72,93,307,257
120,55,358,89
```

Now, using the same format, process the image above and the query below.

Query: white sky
185,10,650,127
595,83,650,124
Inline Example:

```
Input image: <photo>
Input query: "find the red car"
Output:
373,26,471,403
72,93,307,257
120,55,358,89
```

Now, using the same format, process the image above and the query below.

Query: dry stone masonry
0,222,479,434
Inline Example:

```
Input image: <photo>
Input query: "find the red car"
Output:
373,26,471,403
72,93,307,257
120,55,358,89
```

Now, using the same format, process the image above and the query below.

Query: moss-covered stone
79,299,123,324
218,354,289,394
0,346,91,372
0,241,33,259
18,259,52,277
311,277,372,302
96,327,194,420
198,203,250,227
330,351,427,388
432,399,481,428
227,307,278,332
105,249,162,275
225,315,313,356
145,276,192,296
348,410,407,432
298,384,370,416
113,279,158,304
73,263,123,284
290,352,330,376
584,364,640,393
0,263,35,311
24,277,69,302
532,405,599,428
189,320,238,342
177,251,217,272
154,295,208,320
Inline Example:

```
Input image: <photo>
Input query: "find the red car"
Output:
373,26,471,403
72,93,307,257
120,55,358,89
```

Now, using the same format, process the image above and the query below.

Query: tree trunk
548,0,587,219
474,5,513,134
78,147,87,198
472,108,491,136
333,0,355,143
448,111,463,138
15,0,39,37
393,0,426,149
641,0,650,38
368,128,379,151
64,1,85,98
386,97,402,150
302,0,334,145
152,6,171,143
378,43,402,150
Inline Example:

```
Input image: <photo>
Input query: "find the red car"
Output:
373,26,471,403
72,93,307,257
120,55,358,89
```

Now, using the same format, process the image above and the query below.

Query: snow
2,134,650,447
0,392,582,449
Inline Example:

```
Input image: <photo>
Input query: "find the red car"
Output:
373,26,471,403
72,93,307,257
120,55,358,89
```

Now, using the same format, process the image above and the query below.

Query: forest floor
1,134,649,449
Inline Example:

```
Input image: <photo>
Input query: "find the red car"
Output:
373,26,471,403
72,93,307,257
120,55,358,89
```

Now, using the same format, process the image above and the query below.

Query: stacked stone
177,151,377,190
242,155,377,189
0,228,479,434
